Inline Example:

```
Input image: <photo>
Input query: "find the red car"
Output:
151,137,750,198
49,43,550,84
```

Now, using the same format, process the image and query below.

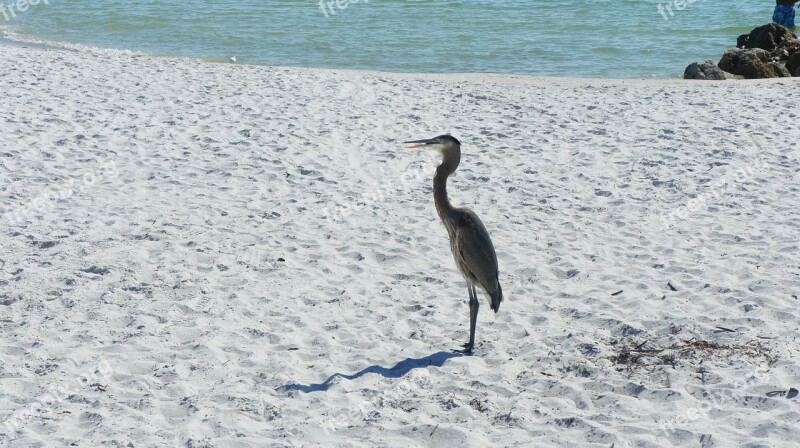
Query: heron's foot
455,342,474,355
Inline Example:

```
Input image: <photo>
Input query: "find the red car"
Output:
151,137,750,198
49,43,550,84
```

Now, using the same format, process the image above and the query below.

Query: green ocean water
0,0,776,78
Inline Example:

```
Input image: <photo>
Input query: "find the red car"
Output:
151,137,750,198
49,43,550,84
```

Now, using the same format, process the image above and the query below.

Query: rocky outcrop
684,60,739,80
718,48,791,79
686,23,800,79
741,23,797,52
787,52,800,76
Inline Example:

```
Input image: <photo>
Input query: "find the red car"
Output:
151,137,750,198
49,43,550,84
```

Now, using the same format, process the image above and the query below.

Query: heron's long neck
433,153,460,234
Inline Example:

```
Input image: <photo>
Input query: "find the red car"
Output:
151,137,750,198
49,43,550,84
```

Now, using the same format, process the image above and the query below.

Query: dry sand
1,41,799,447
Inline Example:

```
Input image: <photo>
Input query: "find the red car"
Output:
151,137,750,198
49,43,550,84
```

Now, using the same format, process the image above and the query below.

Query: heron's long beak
403,138,436,149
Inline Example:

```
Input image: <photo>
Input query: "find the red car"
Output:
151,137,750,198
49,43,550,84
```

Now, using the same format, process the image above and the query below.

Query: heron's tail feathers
489,284,503,313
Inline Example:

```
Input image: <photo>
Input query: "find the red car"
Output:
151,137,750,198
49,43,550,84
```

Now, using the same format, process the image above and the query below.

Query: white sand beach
1,42,799,447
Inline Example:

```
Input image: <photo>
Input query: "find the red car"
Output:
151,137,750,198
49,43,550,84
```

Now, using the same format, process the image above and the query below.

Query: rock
737,33,750,48
769,62,789,77
684,60,737,80
718,48,791,79
743,23,797,52
771,38,800,61
787,52,800,76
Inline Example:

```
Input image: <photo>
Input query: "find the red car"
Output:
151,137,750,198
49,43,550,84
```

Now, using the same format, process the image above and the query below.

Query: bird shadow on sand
276,351,462,394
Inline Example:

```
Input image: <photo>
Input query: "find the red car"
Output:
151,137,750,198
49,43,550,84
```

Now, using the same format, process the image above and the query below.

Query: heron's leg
468,285,479,351
459,285,479,354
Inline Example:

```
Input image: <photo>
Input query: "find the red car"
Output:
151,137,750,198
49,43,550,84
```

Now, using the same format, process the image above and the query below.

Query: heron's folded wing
454,212,500,292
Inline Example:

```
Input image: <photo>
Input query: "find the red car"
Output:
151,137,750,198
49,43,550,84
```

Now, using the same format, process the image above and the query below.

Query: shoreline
4,31,800,86
0,29,57,50
0,25,760,83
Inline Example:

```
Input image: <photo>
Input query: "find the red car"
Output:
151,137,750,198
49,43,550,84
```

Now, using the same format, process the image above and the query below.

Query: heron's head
403,134,461,160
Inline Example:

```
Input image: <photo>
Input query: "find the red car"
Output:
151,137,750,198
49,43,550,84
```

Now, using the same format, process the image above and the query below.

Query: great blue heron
404,135,503,354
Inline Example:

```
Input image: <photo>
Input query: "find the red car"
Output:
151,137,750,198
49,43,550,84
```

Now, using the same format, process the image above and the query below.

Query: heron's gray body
407,134,503,354
434,166,503,313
